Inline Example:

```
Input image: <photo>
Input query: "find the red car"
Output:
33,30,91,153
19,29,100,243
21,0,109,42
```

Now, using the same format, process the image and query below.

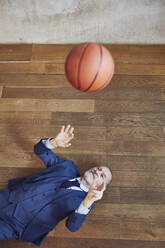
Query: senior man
0,125,112,246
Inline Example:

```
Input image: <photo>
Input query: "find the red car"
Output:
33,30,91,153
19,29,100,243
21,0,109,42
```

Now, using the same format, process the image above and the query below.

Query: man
0,125,112,246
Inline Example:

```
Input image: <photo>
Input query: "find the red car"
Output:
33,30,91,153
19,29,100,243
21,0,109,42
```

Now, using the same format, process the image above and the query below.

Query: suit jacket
7,139,94,246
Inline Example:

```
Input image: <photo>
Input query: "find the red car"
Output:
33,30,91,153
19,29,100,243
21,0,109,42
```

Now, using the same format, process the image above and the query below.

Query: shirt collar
77,177,89,192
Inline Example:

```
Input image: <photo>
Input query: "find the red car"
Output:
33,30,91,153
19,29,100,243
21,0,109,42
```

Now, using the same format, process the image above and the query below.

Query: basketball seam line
83,44,103,92
77,43,90,90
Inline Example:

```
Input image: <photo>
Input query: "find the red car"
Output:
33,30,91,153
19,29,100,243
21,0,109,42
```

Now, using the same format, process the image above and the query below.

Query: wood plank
0,138,37,153
111,75,165,88
32,44,165,64
2,125,163,152
0,63,64,74
107,155,165,172
115,64,165,76
106,44,165,64
113,171,165,188
0,44,32,61
31,44,73,62
0,74,69,87
2,84,161,101
49,218,120,239
49,210,165,241
0,86,2,97
0,63,165,75
92,203,165,220
95,100,165,113
35,238,165,248
105,140,165,157
120,219,164,241
1,238,165,248
0,99,94,112
120,188,165,205
107,127,164,142
1,139,165,157
59,153,108,172
161,91,165,100
0,125,106,141
51,112,165,127
91,203,165,241
0,111,52,125
0,139,106,154
0,152,43,168
0,152,107,169
0,74,165,88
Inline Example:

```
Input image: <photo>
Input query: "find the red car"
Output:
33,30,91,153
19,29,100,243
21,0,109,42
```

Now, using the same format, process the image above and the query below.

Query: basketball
65,42,114,93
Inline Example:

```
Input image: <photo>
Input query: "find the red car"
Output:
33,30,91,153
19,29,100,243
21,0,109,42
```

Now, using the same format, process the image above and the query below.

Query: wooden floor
0,44,165,248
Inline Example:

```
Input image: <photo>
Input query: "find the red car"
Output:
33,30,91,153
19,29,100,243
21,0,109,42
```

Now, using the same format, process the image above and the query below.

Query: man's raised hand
51,124,74,148
83,179,106,208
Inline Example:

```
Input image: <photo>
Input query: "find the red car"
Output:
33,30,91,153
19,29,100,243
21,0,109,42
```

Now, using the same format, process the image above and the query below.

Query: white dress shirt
42,138,90,215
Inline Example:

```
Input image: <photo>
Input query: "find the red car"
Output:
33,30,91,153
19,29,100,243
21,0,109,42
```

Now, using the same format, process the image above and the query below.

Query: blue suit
0,139,93,246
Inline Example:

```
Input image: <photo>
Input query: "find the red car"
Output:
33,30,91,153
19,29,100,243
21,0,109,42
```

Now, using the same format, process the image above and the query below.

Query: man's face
82,166,112,188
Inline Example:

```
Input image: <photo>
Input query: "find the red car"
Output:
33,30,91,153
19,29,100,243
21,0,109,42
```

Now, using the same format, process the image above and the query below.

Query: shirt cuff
75,202,90,215
42,138,56,149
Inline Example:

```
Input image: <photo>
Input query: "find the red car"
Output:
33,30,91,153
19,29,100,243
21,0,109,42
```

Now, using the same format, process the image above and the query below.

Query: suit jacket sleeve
65,204,94,232
34,138,65,168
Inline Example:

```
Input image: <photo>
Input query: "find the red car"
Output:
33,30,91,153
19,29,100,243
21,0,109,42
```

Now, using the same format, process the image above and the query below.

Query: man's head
82,166,112,189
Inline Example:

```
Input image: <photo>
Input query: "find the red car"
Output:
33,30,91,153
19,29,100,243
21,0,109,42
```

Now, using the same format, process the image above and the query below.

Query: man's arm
66,180,105,232
34,125,74,168
65,202,94,232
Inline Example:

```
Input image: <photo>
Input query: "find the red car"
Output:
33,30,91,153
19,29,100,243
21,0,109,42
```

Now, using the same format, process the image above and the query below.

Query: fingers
89,189,103,201
62,125,74,135
60,125,65,133
97,182,105,191
69,127,74,137
90,178,99,190
64,143,71,148
65,124,71,133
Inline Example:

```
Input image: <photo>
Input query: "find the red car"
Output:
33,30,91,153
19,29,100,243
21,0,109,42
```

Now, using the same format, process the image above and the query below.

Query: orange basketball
65,42,114,93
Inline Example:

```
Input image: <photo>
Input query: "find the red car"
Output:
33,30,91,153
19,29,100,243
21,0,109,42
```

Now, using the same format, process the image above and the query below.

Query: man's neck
80,177,90,190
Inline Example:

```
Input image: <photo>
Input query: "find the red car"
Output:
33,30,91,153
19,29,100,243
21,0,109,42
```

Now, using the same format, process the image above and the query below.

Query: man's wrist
46,137,58,149
49,138,58,148
83,197,93,209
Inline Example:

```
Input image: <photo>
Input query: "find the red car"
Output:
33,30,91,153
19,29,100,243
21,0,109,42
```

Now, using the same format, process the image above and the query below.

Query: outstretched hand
51,124,74,148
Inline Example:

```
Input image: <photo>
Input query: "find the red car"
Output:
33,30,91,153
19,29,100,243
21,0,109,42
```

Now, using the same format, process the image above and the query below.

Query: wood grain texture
107,155,165,172
115,64,165,75
0,124,106,141
0,74,69,87
120,188,165,205
1,138,165,157
51,112,165,127
49,218,120,239
0,63,164,75
0,86,3,97
107,126,164,141
0,63,64,74
31,44,73,62
95,100,165,113
161,91,165,100
0,74,165,88
0,44,165,247
31,44,165,64
0,111,52,125
0,238,165,248
2,84,162,100
0,99,94,112
0,44,32,61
